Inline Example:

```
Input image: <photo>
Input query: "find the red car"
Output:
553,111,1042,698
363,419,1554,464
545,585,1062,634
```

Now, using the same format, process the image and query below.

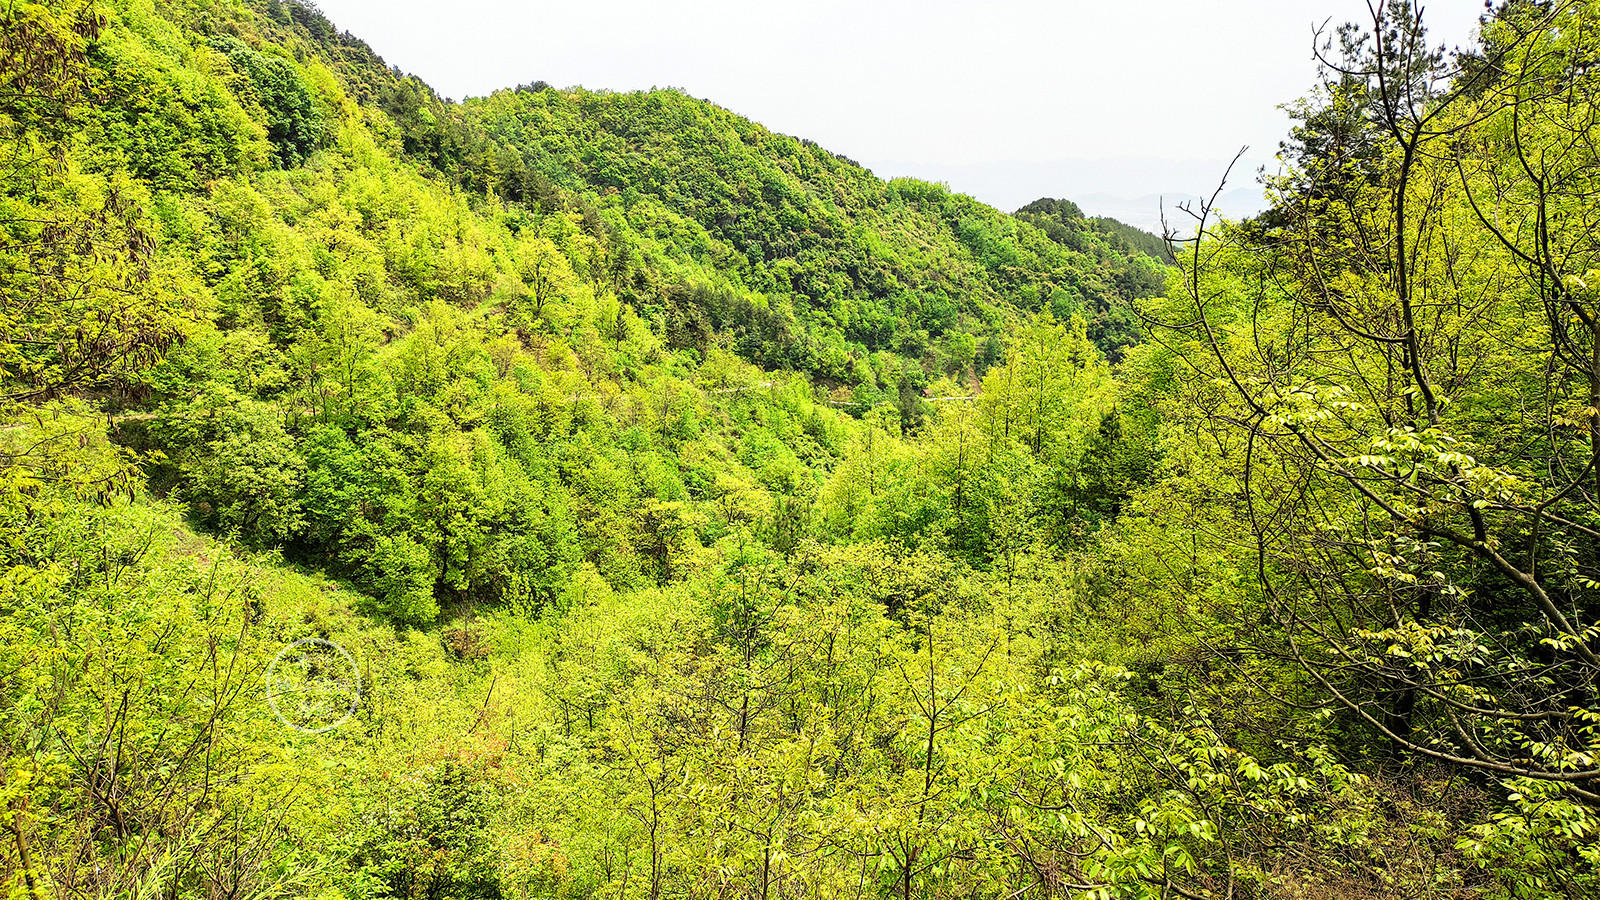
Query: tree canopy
5,1,1600,899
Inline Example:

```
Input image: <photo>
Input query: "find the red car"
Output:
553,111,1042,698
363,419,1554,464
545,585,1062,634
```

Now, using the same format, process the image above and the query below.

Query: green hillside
5,0,1600,898
261,0,1161,373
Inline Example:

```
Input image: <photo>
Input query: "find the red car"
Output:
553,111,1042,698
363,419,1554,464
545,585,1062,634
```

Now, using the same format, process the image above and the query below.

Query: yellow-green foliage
8,1,1595,899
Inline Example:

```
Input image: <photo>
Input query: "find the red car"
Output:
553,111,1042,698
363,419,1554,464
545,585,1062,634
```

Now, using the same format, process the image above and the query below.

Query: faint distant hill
1072,188,1270,236
865,157,1271,224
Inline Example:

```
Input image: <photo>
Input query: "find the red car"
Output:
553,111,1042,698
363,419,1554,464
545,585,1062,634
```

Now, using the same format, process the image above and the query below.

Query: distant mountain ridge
867,156,1272,218
1072,188,1271,236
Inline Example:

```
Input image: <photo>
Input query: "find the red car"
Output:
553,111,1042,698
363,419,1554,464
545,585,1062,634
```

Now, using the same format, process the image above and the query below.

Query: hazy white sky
307,0,1485,206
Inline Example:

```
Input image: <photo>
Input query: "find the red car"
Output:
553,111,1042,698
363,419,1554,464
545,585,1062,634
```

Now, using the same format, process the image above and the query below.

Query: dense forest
4,0,1600,898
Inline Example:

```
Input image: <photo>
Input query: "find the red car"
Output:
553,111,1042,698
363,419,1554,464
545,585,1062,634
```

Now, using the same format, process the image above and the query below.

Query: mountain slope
248,0,1165,371
12,1,1572,898
1,3,1156,894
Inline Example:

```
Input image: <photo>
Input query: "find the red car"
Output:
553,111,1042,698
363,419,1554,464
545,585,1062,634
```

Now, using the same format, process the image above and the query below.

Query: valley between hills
3,1,1600,898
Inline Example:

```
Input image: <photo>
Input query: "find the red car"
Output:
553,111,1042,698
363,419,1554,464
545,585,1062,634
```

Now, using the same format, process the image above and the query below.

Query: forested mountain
4,1,1600,899
270,0,1157,370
